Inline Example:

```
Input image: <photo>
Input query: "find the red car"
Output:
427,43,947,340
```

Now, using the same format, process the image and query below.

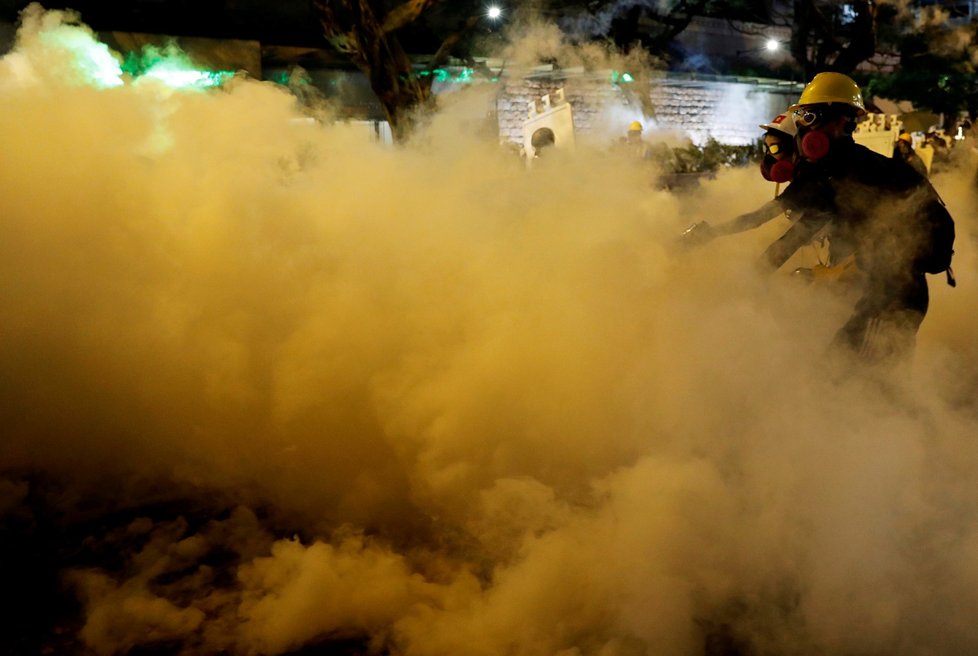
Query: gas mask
792,106,839,161
760,155,795,183
760,134,796,182
798,130,830,161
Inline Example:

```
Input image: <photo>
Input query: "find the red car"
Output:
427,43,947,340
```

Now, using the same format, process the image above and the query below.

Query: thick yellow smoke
3,7,978,656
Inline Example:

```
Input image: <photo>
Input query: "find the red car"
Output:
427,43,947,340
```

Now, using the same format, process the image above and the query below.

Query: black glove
678,221,716,248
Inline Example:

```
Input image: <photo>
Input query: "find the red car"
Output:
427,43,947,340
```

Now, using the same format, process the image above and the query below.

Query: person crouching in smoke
683,72,956,366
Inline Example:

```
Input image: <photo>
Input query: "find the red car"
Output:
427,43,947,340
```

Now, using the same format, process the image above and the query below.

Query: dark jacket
766,137,953,357
768,138,938,276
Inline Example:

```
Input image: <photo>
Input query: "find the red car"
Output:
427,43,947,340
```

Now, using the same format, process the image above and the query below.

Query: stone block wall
497,75,620,144
495,71,802,147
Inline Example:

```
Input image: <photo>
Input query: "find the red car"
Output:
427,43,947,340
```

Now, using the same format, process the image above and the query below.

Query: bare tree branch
314,0,435,141
382,0,440,33
789,0,878,77
429,14,480,69
316,0,367,59
832,0,877,72
463,55,505,81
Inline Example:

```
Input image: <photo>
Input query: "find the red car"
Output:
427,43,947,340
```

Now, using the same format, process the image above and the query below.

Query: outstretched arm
712,199,786,236
679,199,787,248
758,210,828,270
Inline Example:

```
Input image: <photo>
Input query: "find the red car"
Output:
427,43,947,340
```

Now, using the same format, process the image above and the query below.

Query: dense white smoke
2,5,978,656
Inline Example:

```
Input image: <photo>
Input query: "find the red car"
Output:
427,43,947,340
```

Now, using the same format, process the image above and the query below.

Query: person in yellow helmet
622,119,655,160
894,131,929,177
699,72,955,365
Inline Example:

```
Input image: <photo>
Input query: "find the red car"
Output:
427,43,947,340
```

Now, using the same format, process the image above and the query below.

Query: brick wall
495,71,802,147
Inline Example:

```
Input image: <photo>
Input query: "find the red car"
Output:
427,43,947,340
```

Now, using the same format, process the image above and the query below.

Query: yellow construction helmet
790,72,866,115
898,132,913,144
628,120,643,132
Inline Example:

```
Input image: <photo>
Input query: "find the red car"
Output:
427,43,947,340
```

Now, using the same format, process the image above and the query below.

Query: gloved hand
793,255,860,285
792,267,815,281
678,221,716,248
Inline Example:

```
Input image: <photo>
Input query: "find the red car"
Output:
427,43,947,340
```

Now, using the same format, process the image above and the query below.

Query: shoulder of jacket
849,141,891,164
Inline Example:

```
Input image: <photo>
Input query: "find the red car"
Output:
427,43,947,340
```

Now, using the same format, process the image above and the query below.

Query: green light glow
610,70,634,85
29,18,234,90
143,65,233,88
38,27,232,90
121,45,234,89
426,67,474,84
41,27,123,87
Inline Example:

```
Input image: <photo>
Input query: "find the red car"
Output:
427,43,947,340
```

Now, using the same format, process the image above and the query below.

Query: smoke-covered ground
3,6,978,656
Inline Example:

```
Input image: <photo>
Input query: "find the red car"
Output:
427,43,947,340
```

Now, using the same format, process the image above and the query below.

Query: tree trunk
315,0,435,142
789,0,877,79
830,0,876,74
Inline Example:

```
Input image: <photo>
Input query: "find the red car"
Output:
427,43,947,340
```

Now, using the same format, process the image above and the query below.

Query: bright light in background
30,19,233,90
765,38,780,52
122,45,234,89
40,27,124,87
136,62,233,88
610,70,634,85
487,5,502,19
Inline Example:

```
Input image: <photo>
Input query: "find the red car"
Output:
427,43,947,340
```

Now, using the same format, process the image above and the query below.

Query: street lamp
737,38,782,59
487,5,502,20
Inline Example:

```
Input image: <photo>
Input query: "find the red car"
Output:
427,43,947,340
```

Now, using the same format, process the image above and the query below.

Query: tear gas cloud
3,6,978,656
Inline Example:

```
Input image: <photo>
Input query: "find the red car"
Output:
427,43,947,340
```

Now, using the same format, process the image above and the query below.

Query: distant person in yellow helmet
699,72,956,365
622,119,654,160
894,131,929,178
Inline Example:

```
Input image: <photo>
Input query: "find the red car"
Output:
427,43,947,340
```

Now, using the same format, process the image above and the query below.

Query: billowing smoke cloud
499,18,656,77
497,20,661,133
3,5,978,656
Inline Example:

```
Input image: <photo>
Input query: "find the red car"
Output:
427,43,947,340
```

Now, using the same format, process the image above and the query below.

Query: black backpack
917,194,956,286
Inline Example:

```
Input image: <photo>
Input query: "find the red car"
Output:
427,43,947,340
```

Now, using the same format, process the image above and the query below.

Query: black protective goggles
764,141,784,155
